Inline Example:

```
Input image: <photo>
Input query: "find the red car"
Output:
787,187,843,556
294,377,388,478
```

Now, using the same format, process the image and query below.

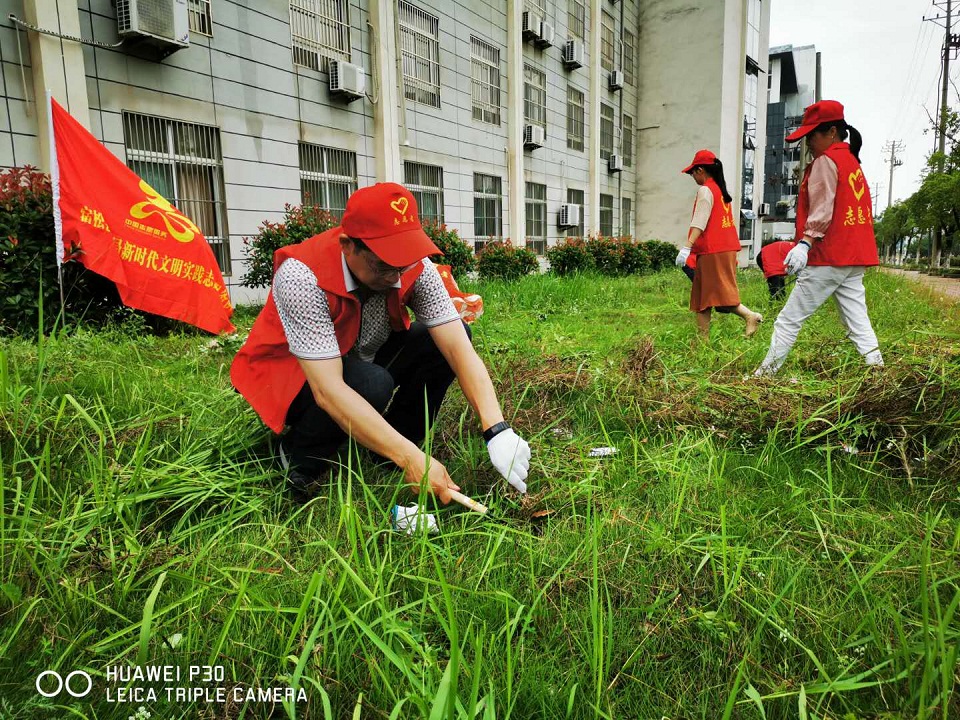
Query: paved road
883,268,960,302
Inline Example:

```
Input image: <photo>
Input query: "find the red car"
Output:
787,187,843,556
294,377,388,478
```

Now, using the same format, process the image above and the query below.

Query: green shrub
424,220,475,279
585,235,626,275
240,203,339,288
476,240,539,280
642,239,679,271
547,237,594,275
949,256,960,269
0,165,127,335
619,239,651,274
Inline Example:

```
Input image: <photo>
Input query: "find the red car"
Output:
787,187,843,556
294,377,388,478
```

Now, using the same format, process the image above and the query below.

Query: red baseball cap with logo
681,149,718,174
786,100,845,142
341,182,441,267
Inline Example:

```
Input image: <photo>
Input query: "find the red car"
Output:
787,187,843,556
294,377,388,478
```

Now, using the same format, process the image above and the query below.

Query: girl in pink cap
675,150,763,338
754,100,883,375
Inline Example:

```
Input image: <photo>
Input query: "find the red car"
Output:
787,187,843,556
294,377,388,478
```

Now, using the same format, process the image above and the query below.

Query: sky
769,0,946,214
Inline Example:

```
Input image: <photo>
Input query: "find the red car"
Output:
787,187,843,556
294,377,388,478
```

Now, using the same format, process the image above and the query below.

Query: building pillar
23,0,90,171
506,0,524,246
369,0,402,182
587,0,602,234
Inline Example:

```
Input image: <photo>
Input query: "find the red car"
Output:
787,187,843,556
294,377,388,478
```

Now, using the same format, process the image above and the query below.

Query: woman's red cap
786,100,845,142
681,149,718,174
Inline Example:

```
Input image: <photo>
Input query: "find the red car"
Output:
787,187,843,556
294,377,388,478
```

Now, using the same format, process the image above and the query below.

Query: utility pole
882,140,904,214
872,182,883,218
923,1,960,265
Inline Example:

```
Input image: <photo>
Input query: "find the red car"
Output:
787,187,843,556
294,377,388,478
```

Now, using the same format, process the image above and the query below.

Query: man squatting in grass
231,183,531,503
675,149,764,338
755,100,883,376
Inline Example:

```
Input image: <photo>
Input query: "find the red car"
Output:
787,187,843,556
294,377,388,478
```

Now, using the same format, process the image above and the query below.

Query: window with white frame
621,197,633,238
623,114,633,167
404,161,444,225
298,142,357,219
567,86,584,151
623,28,635,85
474,173,502,250
599,194,614,236
600,103,614,161
525,182,547,254
122,112,230,273
600,13,615,72
566,187,584,238
568,0,586,39
399,1,441,108
188,0,212,36
290,0,351,72
471,36,501,126
524,64,547,130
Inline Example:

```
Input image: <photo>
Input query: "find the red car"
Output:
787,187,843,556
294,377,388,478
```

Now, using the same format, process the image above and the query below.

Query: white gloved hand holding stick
485,423,530,494
675,246,692,268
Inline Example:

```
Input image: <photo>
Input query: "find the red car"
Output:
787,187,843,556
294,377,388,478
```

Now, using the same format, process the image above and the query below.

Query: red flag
49,97,235,334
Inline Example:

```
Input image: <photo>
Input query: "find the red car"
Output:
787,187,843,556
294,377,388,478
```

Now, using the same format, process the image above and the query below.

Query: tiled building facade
1,0,769,302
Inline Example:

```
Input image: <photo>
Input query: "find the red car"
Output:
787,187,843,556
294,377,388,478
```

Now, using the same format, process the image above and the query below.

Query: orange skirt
690,251,740,312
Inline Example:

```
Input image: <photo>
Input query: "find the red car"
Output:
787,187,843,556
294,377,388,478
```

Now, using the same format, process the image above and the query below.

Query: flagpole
47,90,66,319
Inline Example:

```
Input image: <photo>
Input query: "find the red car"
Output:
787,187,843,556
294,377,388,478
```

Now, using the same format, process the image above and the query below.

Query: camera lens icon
36,670,93,698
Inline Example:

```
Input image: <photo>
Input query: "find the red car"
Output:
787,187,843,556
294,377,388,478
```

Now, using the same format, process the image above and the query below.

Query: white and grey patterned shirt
273,255,459,362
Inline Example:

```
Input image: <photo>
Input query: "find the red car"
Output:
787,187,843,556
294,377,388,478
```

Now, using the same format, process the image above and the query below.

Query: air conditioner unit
523,124,545,149
535,21,555,48
759,202,771,217
558,203,581,228
608,69,624,91
522,11,543,40
329,60,366,102
608,154,623,172
562,39,584,69
116,0,189,59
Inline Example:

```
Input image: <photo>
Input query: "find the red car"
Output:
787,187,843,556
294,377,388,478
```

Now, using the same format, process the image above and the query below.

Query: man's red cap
341,182,441,267
786,100,845,142
681,149,718,174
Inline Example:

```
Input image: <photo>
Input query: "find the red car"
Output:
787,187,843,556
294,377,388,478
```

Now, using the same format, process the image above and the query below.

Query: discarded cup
588,446,618,458
391,504,439,535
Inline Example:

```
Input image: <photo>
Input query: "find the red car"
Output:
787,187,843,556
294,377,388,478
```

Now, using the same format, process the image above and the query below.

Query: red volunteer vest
795,143,879,267
759,241,794,279
690,179,741,255
230,228,425,433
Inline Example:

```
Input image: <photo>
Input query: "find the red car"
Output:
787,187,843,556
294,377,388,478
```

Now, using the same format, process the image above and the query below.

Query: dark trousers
282,321,469,476
767,275,786,300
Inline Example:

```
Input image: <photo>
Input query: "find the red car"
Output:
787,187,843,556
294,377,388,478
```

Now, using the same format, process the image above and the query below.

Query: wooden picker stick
448,490,488,515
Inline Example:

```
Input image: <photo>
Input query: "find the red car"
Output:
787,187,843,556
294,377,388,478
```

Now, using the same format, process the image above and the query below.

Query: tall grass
1,269,958,718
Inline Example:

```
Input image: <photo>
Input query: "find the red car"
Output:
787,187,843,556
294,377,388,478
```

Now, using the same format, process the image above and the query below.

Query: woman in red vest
755,101,883,375
675,150,763,337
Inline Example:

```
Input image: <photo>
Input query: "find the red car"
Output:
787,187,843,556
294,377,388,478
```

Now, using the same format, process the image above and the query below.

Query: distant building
2,0,770,302
761,44,821,245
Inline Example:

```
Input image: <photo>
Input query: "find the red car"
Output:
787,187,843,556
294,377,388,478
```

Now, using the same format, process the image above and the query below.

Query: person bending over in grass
756,239,795,300
674,149,763,338
231,183,530,502
754,101,883,376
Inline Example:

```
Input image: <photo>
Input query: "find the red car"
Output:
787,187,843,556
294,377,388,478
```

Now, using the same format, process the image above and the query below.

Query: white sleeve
689,185,714,231
272,258,342,360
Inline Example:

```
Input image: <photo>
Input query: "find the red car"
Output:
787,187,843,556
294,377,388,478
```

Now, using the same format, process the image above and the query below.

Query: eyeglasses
360,247,417,278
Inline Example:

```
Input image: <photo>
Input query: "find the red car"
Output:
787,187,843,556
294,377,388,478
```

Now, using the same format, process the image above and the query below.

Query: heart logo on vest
848,170,866,202
390,197,409,215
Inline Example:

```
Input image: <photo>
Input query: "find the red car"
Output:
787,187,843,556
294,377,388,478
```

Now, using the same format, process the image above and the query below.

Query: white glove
784,242,810,275
675,246,692,267
487,428,530,494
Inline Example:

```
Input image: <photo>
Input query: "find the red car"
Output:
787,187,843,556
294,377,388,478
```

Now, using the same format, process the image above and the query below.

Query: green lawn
1,268,958,719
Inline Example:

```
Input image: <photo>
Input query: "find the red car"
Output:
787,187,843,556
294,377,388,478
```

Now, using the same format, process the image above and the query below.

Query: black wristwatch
483,421,511,443
798,239,812,248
